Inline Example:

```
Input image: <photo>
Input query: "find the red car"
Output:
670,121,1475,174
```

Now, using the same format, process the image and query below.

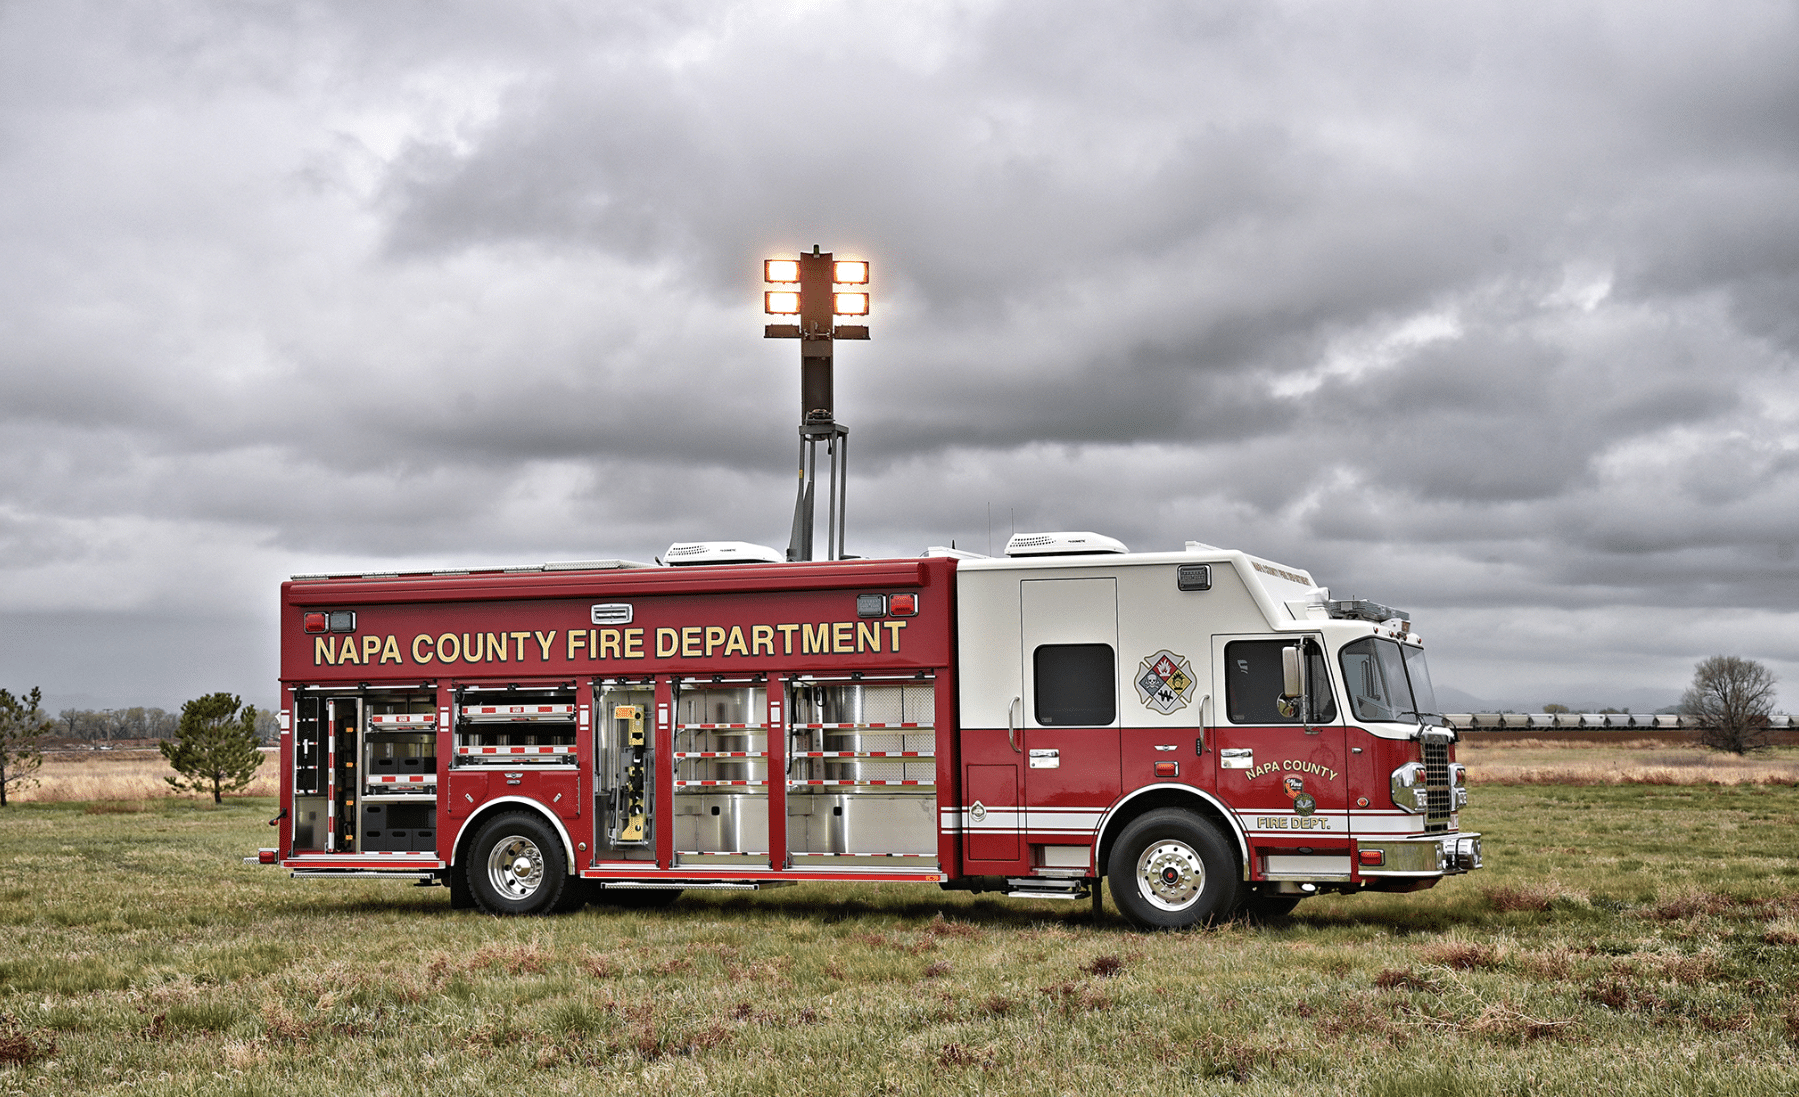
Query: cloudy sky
3,1,1797,715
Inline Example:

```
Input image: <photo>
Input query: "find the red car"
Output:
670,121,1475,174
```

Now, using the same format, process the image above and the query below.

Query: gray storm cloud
0,0,1796,712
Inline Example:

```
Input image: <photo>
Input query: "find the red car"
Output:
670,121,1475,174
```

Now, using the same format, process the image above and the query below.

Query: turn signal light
1154,761,1179,778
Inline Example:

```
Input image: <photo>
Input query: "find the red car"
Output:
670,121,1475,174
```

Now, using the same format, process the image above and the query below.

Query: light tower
764,246,869,561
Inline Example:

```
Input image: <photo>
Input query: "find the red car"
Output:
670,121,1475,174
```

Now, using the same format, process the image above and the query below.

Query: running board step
600,880,796,891
291,870,436,881
1004,878,1089,900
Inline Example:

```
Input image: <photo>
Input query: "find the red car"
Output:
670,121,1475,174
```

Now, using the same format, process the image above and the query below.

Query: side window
1033,643,1116,726
1225,639,1337,724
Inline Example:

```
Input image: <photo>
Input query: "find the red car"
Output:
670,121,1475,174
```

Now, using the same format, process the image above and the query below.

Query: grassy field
2,771,1798,1094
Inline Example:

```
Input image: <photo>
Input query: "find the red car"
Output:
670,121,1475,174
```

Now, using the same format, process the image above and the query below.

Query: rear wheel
1107,808,1239,930
466,812,571,916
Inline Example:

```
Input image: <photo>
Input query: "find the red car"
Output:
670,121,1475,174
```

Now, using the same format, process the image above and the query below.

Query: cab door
1210,636,1349,859
1020,579,1122,858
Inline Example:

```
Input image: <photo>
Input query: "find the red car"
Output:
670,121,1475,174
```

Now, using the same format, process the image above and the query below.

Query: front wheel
466,812,571,916
1106,808,1239,930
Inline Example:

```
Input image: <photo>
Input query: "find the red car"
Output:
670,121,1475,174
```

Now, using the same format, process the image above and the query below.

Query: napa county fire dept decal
1134,649,1197,714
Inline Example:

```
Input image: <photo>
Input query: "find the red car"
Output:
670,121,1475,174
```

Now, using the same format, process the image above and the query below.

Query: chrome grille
1423,738,1452,831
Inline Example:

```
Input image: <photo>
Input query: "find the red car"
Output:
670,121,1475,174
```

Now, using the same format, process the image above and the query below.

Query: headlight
1390,762,1428,813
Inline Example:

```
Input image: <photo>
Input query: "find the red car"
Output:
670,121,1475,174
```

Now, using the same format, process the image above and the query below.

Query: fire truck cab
265,533,1479,929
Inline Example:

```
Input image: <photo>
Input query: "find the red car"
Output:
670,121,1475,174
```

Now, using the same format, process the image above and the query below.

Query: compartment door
1021,578,1121,856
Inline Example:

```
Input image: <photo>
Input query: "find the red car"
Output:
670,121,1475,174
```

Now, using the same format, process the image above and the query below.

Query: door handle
1006,697,1022,754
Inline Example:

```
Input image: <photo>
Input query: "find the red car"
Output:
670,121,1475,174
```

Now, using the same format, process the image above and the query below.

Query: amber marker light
765,290,801,315
833,260,868,284
764,259,800,283
833,292,869,316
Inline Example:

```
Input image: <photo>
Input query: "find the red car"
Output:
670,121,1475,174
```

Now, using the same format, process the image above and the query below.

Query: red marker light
889,593,917,616
1359,849,1384,867
258,849,277,864
302,612,327,634
1154,761,1179,778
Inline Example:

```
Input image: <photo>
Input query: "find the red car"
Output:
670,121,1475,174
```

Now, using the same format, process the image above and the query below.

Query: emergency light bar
1325,599,1409,623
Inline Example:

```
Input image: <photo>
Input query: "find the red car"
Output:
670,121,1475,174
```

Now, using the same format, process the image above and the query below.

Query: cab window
1225,639,1337,724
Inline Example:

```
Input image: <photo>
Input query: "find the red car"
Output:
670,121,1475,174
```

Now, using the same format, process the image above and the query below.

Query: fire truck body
268,536,1479,928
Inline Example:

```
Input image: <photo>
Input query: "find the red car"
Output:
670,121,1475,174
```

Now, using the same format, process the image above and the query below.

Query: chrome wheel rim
1136,839,1205,912
486,835,544,900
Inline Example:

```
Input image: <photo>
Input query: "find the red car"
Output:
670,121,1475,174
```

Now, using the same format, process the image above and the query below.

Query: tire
465,812,572,916
594,886,684,909
1106,808,1239,930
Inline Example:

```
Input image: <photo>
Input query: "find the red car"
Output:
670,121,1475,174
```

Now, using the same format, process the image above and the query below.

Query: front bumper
1358,833,1482,877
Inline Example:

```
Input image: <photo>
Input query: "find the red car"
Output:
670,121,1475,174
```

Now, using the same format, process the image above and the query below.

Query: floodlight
765,291,801,315
833,261,868,285
832,292,869,316
764,259,800,283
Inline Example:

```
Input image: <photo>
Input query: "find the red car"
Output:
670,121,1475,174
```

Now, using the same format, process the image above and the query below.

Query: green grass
2,786,1798,1095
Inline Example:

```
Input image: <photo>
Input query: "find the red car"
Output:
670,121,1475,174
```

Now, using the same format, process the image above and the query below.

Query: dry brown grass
13,751,278,802
1460,741,1799,786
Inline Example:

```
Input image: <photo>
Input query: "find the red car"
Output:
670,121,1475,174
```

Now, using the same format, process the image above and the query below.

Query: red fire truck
259,532,1480,929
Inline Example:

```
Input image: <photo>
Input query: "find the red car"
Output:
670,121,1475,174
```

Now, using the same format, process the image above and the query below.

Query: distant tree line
56,706,279,745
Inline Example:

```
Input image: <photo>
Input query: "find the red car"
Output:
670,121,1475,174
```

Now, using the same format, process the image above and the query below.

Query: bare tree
1680,655,1780,754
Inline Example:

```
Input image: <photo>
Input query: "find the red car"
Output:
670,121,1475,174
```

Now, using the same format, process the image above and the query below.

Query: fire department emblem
1284,775,1317,816
1134,649,1197,715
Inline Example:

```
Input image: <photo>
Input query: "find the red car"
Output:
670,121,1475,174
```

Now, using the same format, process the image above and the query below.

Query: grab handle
1006,696,1022,753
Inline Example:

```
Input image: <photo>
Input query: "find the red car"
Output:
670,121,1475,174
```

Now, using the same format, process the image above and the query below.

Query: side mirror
1281,645,1302,699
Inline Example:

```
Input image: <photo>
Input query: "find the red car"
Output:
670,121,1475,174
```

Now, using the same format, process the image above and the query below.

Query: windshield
1340,637,1443,725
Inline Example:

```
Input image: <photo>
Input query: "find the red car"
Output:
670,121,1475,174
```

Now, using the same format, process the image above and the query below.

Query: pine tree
0,686,49,807
161,693,264,803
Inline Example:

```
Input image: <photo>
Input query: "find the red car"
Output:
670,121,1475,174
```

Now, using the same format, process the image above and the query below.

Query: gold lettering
589,629,599,659
777,623,800,655
534,631,555,659
724,626,748,657
857,621,880,653
462,633,483,664
752,625,775,656
437,633,460,662
314,637,336,665
704,625,726,656
803,623,829,654
656,628,678,658
884,620,906,651
411,634,434,663
600,629,623,659
567,630,587,660
833,621,853,654
624,628,644,659
486,632,508,662
362,635,381,663
510,632,529,660
681,626,701,658
379,635,402,664
338,637,361,665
